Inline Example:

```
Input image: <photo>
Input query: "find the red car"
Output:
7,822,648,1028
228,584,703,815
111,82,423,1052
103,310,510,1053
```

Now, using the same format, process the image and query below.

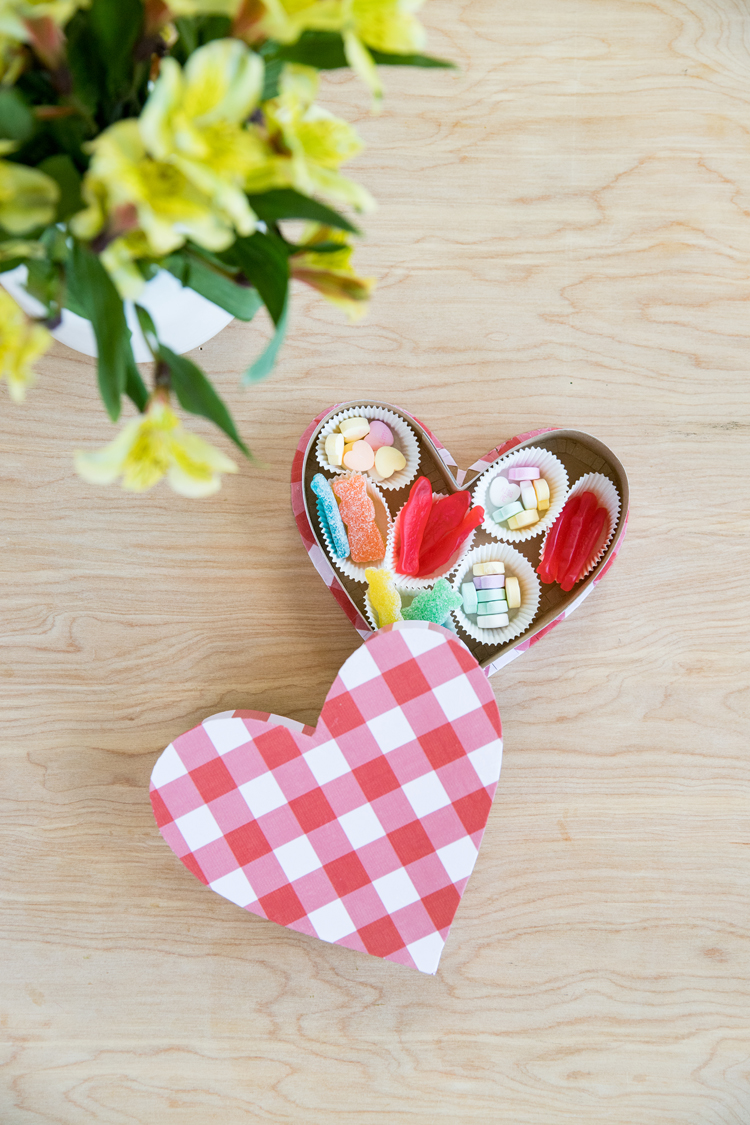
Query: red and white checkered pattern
150,622,503,974
291,407,628,669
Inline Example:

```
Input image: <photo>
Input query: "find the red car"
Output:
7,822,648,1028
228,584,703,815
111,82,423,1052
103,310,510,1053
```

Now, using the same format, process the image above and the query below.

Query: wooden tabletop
3,2,749,1122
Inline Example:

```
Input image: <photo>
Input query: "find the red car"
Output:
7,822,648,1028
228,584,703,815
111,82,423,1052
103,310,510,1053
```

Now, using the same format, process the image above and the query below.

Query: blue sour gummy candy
311,473,350,559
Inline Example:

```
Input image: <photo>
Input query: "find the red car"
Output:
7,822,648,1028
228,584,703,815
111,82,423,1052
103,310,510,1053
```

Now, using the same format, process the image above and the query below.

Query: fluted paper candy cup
474,446,569,544
315,405,419,490
541,471,621,584
315,473,392,584
384,493,478,591
451,543,541,646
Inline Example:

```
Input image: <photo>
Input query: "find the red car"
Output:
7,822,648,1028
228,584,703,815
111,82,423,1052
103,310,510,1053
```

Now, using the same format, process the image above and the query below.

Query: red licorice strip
415,505,485,577
418,491,470,562
554,491,598,584
396,475,433,575
559,505,608,591
537,495,580,584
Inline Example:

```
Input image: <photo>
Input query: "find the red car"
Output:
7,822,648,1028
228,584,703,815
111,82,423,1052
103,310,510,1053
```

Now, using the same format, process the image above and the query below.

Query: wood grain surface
2,1,750,1121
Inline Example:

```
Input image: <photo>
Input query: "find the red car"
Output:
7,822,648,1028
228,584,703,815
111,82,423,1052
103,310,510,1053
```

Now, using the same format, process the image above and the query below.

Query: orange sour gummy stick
331,475,386,563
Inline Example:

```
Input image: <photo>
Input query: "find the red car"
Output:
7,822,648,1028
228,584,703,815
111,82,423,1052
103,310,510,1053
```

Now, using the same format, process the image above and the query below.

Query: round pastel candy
533,478,550,510
505,576,521,608
476,587,502,602
473,561,505,576
477,599,508,616
494,500,524,523
343,439,375,472
325,432,344,467
507,508,539,530
520,480,537,510
508,465,540,481
461,582,478,615
489,475,521,508
473,574,505,589
339,416,370,441
364,420,394,451
374,445,406,478
477,613,509,629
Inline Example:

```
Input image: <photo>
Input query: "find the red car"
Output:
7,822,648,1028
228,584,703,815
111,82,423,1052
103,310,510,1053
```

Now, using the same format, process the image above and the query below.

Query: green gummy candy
402,578,463,625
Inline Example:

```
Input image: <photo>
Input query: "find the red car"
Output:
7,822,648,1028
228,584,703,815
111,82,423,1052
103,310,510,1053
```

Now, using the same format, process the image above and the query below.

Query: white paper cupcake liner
474,446,569,544
315,405,419,490
451,543,541,646
315,473,392,584
539,471,621,584
384,493,478,591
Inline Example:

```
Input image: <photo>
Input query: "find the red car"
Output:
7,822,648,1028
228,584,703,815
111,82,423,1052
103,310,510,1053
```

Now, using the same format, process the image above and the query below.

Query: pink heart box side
150,622,503,975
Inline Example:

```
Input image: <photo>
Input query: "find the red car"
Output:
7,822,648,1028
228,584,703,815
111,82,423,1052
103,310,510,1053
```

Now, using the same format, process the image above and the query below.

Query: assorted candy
461,561,520,631
396,476,484,577
537,490,608,591
402,578,462,625
325,416,406,481
365,568,402,627
311,473,349,560
331,474,386,564
490,464,550,532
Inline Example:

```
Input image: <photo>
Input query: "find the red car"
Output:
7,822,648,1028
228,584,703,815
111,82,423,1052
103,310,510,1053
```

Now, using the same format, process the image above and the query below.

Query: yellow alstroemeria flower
341,0,426,102
263,65,375,212
0,140,59,233
75,398,238,498
0,284,51,402
0,0,89,39
71,120,244,256
291,223,373,320
139,39,267,237
254,0,342,44
99,229,154,300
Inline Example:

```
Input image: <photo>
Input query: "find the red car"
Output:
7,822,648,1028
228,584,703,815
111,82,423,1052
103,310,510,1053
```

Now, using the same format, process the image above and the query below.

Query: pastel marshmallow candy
473,575,505,590
461,582,478,615
364,420,394,451
325,432,344,467
505,576,521,608
494,500,524,523
488,476,521,508
338,416,370,441
477,613,509,629
343,440,375,472
476,587,503,603
473,561,505,576
533,478,550,510
520,480,537,510
508,465,540,481
507,508,539,530
374,445,406,479
477,599,508,616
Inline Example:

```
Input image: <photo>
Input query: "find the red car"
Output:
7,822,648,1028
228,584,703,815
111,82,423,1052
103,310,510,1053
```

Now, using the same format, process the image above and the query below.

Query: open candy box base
298,402,629,669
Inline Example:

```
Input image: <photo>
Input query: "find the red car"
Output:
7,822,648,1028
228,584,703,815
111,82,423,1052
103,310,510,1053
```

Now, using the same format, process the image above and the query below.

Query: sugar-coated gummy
402,578,463,625
331,474,385,563
365,568,403,627
311,473,350,559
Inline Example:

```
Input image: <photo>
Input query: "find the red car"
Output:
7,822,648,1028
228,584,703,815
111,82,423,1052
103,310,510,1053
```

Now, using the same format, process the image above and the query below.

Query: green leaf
124,352,148,412
159,345,251,458
242,297,289,385
272,30,455,71
38,154,84,221
134,303,159,358
66,11,105,118
260,55,283,101
68,241,136,422
228,231,289,326
369,49,456,68
163,252,264,322
0,88,35,143
87,0,143,113
247,188,359,234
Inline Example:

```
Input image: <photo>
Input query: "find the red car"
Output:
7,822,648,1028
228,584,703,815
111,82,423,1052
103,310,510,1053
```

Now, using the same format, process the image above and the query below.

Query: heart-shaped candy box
292,402,629,673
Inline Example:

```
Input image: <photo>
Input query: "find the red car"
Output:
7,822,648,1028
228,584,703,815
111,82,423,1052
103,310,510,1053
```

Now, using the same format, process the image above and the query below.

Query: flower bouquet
0,0,450,495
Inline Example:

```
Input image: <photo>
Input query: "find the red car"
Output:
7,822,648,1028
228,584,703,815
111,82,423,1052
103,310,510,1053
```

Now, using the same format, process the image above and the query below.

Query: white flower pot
0,266,234,362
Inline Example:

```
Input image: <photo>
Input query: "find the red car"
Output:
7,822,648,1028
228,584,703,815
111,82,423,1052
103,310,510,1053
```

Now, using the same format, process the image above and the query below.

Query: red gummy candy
397,475,433,575
555,491,598,582
559,504,608,591
537,495,580,584
418,491,470,561
416,505,484,577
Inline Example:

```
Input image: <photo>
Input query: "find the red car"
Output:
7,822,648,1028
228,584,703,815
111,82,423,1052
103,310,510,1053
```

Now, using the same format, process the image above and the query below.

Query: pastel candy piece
488,476,521,508
311,473,350,559
508,465,540,481
494,500,524,522
331,474,385,563
343,440,376,472
477,613,509,629
343,441,355,455
461,581,478,615
365,567,402,627
473,561,505,576
364,420,394,451
325,433,344,467
338,416,370,441
477,599,508,616
374,445,406,479
533,478,550,507
401,578,462,625
505,576,521,608
507,508,539,530
476,587,504,602
473,575,505,590
520,481,537,510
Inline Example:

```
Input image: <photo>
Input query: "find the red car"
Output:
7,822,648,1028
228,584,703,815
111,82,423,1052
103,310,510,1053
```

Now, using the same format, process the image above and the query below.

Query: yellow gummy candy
365,568,403,627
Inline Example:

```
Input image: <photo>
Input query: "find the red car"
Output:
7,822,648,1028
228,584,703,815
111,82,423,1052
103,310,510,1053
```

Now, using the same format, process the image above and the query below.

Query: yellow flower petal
0,158,59,233
0,285,51,401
